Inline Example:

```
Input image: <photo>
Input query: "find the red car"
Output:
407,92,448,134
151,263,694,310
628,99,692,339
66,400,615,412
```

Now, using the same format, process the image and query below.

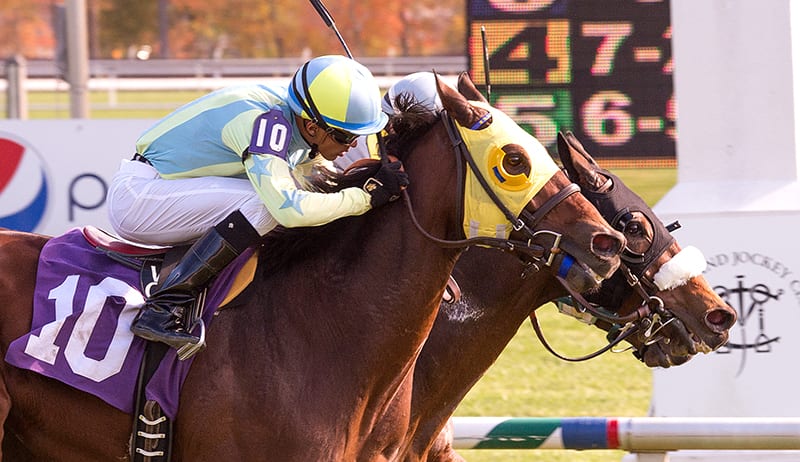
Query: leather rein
385,108,671,362
530,262,675,362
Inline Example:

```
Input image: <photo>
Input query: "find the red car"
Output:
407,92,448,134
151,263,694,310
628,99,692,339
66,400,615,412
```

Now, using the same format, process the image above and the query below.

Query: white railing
1,56,467,79
452,416,800,462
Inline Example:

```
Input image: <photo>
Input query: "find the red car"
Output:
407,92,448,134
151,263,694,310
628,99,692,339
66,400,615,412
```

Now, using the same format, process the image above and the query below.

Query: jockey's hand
363,160,409,208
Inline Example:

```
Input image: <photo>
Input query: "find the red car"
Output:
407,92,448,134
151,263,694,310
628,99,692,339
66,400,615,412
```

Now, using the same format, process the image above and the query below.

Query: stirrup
176,321,206,361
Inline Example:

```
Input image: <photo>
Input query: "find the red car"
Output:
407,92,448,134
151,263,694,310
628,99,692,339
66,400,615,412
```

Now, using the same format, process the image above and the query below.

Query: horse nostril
705,306,737,332
591,233,623,257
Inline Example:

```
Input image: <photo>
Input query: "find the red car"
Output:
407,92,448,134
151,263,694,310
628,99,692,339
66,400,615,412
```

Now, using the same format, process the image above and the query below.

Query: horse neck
0,231,48,347
237,120,469,435
329,120,476,446
405,246,565,451
398,121,464,246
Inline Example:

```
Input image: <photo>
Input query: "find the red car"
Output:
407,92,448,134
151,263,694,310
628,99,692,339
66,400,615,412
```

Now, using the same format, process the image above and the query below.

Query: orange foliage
0,0,464,60
0,0,56,59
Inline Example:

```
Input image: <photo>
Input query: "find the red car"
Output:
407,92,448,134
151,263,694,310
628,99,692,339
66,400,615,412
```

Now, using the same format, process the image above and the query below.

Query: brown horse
359,78,737,462
0,76,625,460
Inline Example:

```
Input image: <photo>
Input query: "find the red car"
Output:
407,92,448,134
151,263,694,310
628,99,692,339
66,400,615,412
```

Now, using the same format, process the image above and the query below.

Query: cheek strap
652,246,707,291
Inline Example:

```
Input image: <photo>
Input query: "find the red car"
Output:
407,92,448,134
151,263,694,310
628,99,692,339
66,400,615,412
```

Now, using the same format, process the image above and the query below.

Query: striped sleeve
243,153,372,228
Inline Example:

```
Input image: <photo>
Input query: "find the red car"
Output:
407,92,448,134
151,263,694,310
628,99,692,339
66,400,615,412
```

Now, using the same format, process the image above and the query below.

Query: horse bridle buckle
529,230,562,267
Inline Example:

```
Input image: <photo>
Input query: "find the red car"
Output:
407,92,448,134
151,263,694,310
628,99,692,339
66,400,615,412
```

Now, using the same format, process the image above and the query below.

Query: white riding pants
106,159,277,245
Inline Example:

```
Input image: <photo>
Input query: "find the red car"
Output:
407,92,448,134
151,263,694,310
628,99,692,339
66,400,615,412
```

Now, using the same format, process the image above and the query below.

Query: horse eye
499,145,531,178
503,153,524,170
624,221,644,237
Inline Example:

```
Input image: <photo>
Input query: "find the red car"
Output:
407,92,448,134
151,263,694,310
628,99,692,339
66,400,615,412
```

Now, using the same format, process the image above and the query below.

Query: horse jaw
645,276,735,367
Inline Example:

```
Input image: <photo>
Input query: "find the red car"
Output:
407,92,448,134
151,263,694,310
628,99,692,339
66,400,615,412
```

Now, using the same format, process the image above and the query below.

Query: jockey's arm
243,154,372,228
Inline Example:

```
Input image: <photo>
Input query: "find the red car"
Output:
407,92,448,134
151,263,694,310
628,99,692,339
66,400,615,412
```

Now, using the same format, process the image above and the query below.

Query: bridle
400,110,581,270
530,168,685,362
385,105,673,362
533,259,677,362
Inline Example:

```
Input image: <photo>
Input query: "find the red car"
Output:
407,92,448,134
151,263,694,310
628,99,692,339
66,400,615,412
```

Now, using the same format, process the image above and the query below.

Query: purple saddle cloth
4,228,252,419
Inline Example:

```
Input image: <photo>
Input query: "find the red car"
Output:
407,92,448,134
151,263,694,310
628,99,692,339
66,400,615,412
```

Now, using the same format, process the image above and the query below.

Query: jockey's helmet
381,71,443,115
287,55,388,136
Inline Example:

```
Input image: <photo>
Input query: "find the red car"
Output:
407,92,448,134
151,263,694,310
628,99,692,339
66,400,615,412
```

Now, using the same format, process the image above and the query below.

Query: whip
309,0,354,59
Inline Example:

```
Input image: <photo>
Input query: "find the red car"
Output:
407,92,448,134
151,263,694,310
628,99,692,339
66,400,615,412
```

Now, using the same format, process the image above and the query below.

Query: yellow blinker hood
457,102,559,239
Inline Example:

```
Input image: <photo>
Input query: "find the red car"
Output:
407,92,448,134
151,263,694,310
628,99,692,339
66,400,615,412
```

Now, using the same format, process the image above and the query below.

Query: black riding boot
131,210,260,349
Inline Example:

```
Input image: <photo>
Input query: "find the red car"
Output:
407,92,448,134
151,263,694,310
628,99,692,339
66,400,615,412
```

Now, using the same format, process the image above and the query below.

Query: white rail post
65,0,90,118
633,454,669,462
5,54,28,119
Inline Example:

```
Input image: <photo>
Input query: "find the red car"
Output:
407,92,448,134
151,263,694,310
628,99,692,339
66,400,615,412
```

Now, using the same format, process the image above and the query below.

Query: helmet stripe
309,62,351,125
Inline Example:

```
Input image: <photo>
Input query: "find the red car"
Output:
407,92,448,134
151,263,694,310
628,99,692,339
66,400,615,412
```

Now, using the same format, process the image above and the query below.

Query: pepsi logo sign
0,136,49,232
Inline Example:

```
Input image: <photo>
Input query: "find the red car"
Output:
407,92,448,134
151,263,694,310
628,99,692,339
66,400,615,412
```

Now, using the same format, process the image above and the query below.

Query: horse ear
437,72,467,113
457,72,488,103
437,72,491,129
558,131,608,192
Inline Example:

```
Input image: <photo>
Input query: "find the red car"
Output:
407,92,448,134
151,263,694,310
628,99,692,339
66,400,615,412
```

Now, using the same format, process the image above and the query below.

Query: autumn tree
1,0,465,60
97,0,160,58
0,0,56,59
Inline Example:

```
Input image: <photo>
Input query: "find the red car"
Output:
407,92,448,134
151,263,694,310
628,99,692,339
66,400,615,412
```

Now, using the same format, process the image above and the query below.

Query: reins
530,253,679,363
385,105,680,362
522,155,689,363
529,309,639,362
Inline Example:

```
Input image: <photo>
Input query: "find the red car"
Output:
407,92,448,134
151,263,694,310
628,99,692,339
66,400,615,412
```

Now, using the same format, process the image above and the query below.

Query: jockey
107,55,408,350
380,71,443,116
334,71,445,171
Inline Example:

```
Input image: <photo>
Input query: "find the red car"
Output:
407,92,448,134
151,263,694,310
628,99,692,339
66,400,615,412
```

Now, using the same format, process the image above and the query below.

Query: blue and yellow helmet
287,55,388,135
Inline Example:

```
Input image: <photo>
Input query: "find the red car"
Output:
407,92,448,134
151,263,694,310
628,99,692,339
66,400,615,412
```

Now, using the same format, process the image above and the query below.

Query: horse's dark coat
359,99,737,460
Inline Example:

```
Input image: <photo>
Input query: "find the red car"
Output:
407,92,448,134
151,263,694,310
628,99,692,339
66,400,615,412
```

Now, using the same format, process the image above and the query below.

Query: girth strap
131,342,173,462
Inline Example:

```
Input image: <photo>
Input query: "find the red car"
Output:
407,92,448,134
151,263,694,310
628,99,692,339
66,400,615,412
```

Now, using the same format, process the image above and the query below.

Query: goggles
326,126,359,145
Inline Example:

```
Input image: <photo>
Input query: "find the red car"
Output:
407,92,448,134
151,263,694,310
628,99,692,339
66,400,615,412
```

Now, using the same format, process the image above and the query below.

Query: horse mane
256,161,377,272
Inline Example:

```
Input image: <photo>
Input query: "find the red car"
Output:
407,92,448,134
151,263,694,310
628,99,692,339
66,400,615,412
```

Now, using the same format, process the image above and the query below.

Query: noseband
401,110,580,269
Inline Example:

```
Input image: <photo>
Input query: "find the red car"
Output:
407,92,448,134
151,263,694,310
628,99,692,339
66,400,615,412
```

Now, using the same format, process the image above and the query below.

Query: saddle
82,226,257,312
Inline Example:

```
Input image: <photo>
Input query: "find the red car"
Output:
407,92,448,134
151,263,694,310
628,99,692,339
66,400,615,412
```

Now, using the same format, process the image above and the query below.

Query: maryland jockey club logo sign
705,250,800,376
